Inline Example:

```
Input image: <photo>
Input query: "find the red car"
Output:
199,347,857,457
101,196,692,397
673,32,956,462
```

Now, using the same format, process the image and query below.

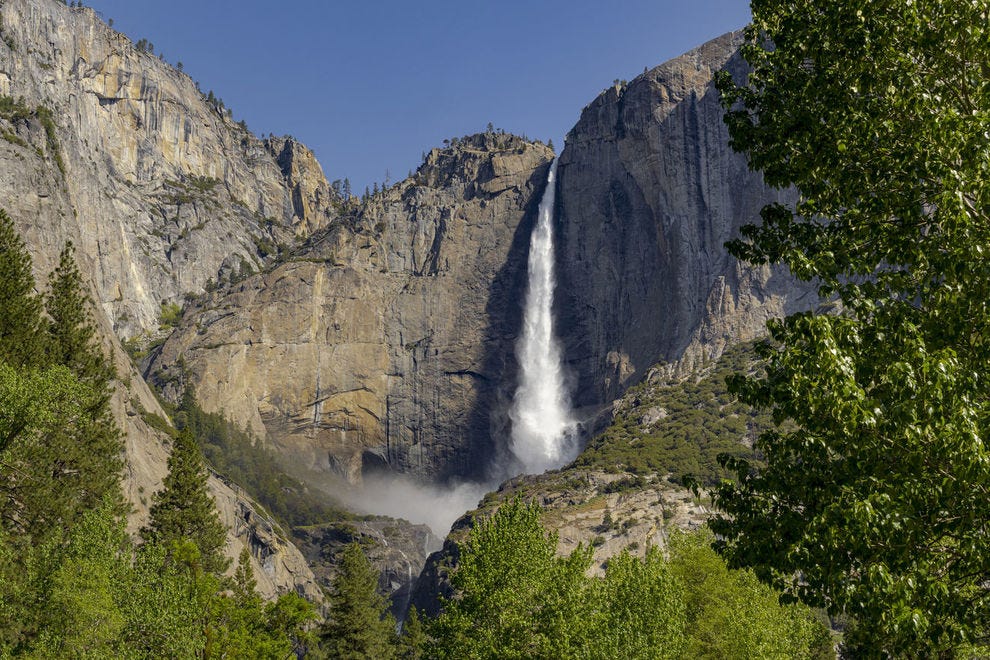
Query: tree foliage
45,242,114,389
426,498,828,659
668,528,831,659
712,0,990,654
428,498,594,659
143,429,230,576
0,209,45,368
320,542,397,660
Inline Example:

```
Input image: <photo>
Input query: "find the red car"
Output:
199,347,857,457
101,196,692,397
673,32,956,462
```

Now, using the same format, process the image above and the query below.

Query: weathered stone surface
556,31,817,417
151,134,553,484
0,0,338,337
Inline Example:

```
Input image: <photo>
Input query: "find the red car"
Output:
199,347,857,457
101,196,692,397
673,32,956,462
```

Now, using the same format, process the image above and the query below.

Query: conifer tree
0,209,45,367
320,542,396,660
40,242,122,519
45,241,114,391
397,606,426,660
143,430,229,575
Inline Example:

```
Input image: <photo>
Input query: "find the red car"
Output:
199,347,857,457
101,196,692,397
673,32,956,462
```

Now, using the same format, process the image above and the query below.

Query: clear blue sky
86,1,751,193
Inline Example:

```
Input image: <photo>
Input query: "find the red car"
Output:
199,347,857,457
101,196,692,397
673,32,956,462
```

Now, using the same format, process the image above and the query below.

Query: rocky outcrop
410,469,710,616
0,0,338,337
150,134,553,484
556,31,817,415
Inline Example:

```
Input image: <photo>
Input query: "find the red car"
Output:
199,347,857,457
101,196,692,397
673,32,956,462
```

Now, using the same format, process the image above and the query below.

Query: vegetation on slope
574,342,768,486
165,386,354,530
424,498,833,659
0,210,315,656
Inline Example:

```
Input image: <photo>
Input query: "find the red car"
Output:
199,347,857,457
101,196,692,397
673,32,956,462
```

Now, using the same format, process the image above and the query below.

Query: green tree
584,548,686,660
45,241,114,390
0,209,45,367
211,548,316,658
320,542,397,660
30,494,129,657
428,498,593,659
398,606,426,660
120,540,213,657
712,0,990,655
669,529,831,659
265,590,319,658
143,430,229,576
0,363,120,543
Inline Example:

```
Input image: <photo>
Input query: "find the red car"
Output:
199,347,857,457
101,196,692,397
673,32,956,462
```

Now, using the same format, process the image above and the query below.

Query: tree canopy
427,498,828,659
712,0,990,654
143,429,230,576
320,542,397,660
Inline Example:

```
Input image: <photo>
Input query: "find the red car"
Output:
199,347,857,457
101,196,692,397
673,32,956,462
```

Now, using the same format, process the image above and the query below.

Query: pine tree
0,209,45,367
397,606,426,660
232,547,257,602
45,241,114,390
143,430,229,576
41,243,121,514
320,543,396,660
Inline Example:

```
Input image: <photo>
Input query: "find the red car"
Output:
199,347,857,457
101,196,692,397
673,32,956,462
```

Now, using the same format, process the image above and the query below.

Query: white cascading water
509,158,577,473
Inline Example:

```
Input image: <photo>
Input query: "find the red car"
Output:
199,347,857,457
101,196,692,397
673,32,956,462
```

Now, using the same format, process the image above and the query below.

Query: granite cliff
150,134,553,484
556,31,816,417
0,0,336,338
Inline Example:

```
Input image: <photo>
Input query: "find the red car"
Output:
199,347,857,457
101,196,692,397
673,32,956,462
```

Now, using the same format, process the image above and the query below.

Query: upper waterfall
509,158,578,474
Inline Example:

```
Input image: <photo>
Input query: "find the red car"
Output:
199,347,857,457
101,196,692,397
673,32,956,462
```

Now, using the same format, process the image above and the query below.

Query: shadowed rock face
555,31,816,422
150,134,554,484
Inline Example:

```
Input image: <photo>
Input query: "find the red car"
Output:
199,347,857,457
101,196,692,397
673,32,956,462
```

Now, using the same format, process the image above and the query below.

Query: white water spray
509,159,577,473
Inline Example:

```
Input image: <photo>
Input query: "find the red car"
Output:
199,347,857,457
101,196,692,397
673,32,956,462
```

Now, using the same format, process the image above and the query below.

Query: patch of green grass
1,130,27,147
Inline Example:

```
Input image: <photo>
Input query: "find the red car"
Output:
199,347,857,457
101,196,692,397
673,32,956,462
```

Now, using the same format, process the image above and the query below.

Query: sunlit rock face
0,0,337,337
151,134,555,485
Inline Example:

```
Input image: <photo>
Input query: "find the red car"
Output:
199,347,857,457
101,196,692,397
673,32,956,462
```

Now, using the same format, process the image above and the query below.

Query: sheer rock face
0,0,337,337
556,31,816,417
0,0,326,600
151,135,554,484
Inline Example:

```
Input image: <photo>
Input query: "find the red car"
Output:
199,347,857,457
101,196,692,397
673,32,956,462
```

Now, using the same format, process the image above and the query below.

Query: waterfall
509,158,577,473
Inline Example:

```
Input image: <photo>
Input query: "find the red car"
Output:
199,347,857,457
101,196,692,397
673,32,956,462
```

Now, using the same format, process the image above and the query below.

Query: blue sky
86,1,751,193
